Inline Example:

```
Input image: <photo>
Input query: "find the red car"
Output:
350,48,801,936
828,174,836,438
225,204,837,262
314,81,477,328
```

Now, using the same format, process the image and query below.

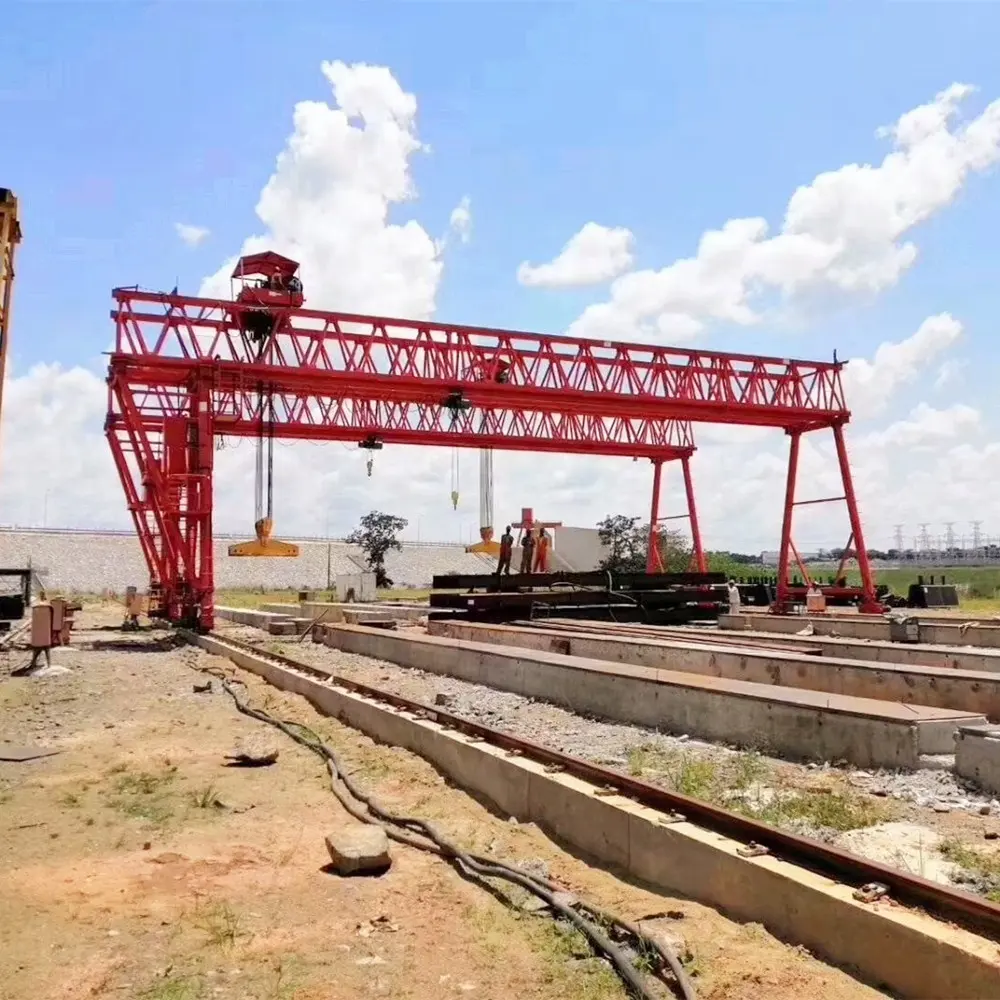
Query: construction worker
519,529,535,575
727,578,741,612
497,526,514,576
533,528,551,574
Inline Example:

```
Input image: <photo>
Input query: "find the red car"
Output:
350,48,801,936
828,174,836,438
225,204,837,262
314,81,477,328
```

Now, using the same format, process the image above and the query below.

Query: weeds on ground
193,901,251,950
59,791,82,808
939,838,1000,901
106,767,178,825
626,745,888,832
188,784,222,810
467,903,625,998
138,977,201,1000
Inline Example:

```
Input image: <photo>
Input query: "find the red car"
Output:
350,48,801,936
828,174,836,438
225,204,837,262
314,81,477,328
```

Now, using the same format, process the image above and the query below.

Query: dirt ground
0,606,886,1000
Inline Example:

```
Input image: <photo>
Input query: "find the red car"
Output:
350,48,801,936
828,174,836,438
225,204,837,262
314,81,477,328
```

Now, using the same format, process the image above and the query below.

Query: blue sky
3,2,1000,549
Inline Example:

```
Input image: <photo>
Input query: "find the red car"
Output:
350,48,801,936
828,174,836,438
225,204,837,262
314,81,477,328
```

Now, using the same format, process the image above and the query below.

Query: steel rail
201,628,1000,941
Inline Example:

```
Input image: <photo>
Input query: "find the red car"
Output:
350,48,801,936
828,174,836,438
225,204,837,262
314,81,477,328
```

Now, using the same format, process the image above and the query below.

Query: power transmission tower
971,520,984,553
944,522,955,551
893,524,904,552
918,523,931,552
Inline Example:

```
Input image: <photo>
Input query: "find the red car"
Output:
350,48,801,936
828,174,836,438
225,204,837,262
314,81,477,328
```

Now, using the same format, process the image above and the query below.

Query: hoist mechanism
463,359,511,557
359,434,383,478
450,448,460,510
226,252,302,557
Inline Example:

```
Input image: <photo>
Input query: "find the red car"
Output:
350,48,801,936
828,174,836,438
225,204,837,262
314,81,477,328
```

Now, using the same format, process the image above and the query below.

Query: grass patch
626,745,888,832
107,767,177,825
467,903,624,999
59,790,82,808
138,977,201,1000
939,838,1000,900
194,901,251,950
754,788,889,832
189,784,222,810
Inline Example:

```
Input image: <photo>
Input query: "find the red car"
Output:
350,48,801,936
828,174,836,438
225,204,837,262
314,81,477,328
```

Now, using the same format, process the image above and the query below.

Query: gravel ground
218,622,1000,894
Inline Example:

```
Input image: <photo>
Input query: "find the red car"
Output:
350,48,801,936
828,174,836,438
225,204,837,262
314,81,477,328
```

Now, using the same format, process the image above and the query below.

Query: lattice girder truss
113,292,849,428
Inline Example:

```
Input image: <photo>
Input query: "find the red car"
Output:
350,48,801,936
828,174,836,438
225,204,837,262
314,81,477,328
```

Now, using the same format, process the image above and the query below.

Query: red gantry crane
106,254,880,629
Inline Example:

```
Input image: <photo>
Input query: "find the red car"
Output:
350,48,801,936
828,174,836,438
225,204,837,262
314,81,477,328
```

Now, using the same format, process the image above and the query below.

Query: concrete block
325,825,391,875
955,725,1000,796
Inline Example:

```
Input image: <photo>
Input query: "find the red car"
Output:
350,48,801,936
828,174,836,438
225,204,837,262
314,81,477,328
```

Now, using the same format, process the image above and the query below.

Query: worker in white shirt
727,579,741,612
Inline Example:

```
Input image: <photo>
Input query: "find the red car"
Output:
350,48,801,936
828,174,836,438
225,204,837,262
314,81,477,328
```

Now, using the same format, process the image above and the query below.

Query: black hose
201,665,696,1000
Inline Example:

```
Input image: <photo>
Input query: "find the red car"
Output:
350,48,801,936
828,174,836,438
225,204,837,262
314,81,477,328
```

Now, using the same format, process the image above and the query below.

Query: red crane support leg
774,430,801,614
682,454,707,573
646,458,664,573
190,370,216,630
832,422,880,613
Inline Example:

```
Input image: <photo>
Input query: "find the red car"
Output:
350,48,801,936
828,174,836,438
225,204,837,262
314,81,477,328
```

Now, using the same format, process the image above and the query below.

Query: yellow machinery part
465,539,501,556
227,517,300,558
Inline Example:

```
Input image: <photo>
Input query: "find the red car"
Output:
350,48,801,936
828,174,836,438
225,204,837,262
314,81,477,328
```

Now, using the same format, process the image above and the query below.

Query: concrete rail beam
542,618,1000,673
721,612,1000,649
429,620,1000,721
318,624,985,769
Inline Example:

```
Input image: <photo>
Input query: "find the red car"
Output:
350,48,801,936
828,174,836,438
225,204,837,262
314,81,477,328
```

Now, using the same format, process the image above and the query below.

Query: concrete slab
955,725,1000,796
318,624,986,769
721,612,1000,649
191,631,1000,1000
258,602,301,615
300,601,427,623
429,620,1000,721
215,606,292,629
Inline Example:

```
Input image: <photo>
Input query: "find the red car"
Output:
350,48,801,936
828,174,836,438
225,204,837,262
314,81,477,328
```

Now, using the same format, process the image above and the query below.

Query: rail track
203,628,1000,941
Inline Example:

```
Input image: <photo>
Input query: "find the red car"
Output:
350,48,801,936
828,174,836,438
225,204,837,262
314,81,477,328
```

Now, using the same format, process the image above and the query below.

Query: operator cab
231,251,304,343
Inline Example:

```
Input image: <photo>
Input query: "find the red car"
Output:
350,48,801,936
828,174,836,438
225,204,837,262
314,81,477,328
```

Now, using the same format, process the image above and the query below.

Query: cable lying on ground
201,664,696,1000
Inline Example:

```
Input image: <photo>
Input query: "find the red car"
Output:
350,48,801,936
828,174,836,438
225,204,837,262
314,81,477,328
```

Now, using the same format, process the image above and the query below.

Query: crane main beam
107,363,696,458
112,291,849,430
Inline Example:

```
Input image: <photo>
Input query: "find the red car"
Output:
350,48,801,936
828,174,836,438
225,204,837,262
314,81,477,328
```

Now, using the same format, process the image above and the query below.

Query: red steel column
681,454,707,573
646,458,664,573
775,430,801,612
831,422,880,612
190,367,216,630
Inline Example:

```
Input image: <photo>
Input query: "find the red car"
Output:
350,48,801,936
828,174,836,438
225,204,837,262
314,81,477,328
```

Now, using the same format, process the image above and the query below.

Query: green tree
346,511,408,589
596,514,690,573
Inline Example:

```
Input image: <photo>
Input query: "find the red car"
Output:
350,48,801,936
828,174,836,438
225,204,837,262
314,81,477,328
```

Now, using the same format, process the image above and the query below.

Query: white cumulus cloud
564,84,1000,342
200,60,454,319
518,222,636,288
843,313,963,419
175,223,210,248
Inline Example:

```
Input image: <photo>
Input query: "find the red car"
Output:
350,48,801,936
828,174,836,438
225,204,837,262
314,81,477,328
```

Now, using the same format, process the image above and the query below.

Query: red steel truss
107,283,879,629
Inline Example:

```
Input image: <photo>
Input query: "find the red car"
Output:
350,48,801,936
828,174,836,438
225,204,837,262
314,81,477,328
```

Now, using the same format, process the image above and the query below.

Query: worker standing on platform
727,578,741,612
497,526,514,576
533,528,550,574
519,529,535,575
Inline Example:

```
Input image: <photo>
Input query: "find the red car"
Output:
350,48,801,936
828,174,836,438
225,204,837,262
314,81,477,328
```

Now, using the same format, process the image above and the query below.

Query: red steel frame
106,286,880,629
